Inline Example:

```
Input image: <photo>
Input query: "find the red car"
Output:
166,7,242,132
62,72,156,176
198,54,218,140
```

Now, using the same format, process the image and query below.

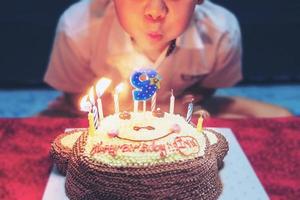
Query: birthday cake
50,69,229,199
51,111,228,200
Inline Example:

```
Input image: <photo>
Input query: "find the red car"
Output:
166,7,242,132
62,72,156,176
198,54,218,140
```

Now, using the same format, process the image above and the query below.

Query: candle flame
115,82,124,94
88,86,95,105
80,95,91,112
96,78,111,97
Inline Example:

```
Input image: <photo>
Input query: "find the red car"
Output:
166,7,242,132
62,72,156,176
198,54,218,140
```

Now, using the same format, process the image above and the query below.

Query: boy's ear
197,0,204,4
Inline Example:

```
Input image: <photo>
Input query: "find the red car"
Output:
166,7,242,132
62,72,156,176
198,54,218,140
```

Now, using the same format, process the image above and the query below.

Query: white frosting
84,112,218,167
205,129,218,145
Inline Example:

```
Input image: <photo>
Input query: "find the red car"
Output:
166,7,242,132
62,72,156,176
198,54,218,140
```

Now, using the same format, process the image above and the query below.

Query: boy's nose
144,0,167,22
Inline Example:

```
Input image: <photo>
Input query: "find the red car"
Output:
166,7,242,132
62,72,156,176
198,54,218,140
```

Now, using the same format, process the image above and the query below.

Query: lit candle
88,86,99,130
151,92,157,111
197,110,209,132
113,83,124,114
97,98,104,120
88,112,95,136
96,78,111,120
196,116,204,132
186,101,193,123
169,89,175,114
80,95,95,136
134,100,138,112
143,101,146,112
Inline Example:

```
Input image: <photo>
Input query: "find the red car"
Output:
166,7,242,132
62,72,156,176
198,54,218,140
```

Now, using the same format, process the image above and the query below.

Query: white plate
42,128,269,200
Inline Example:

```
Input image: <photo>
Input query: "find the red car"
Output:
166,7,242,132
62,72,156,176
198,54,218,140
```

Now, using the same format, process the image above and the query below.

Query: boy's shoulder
57,0,111,36
195,1,240,35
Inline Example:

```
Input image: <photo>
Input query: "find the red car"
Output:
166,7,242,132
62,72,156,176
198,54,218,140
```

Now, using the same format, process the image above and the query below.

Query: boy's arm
44,29,95,93
201,29,243,88
39,93,84,117
156,87,215,117
41,14,96,117
182,85,216,103
170,23,243,116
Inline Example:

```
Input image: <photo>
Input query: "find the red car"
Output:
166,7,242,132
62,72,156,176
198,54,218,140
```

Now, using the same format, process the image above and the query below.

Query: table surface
0,116,299,200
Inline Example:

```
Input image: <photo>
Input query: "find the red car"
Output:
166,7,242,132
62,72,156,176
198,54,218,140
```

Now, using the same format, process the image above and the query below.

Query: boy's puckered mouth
147,32,163,40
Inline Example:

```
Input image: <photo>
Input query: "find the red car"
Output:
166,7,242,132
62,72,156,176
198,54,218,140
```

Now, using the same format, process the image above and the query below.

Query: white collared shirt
44,0,242,101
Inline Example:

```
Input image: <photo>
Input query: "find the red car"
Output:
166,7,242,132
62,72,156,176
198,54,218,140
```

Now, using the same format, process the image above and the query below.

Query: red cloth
0,117,299,200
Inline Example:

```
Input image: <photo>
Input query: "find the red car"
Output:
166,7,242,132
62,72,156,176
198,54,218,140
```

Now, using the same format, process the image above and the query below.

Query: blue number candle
130,69,161,101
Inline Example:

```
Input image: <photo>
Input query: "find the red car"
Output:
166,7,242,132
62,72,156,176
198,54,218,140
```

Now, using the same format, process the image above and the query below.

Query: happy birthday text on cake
90,136,200,158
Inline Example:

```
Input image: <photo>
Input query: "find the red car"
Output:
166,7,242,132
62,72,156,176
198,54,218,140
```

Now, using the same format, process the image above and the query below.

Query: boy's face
114,0,199,53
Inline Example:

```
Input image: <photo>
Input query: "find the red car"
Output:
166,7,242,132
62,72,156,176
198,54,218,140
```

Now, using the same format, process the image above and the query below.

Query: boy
42,0,292,118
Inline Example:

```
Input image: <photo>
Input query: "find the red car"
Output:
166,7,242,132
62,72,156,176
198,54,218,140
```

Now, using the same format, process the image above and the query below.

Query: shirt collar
176,14,204,49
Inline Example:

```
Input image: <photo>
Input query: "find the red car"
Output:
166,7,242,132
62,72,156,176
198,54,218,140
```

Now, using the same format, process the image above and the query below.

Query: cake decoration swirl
133,125,155,131
119,111,131,120
107,129,119,138
170,123,181,133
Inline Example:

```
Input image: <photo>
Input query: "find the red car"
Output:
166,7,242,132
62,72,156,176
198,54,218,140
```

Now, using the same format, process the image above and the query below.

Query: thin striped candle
151,92,157,111
88,86,99,130
92,105,99,130
97,98,104,120
186,102,193,123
